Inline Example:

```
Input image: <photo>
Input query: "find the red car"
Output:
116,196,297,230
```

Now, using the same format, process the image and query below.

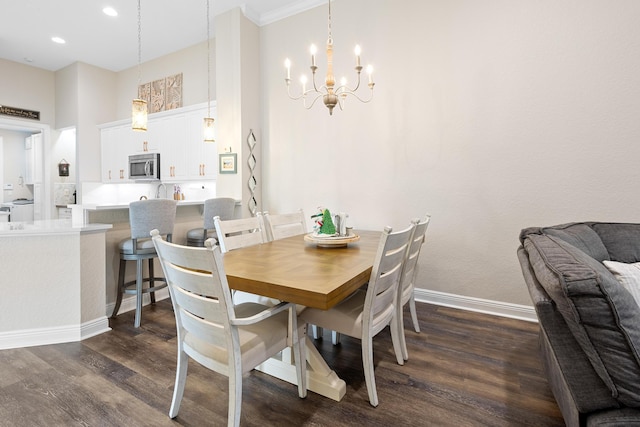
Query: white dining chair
299,223,416,407
213,213,267,252
262,209,306,241
214,213,274,305
397,215,431,361
151,230,306,427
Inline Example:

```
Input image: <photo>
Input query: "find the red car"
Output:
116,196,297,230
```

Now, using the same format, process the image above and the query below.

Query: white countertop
0,219,112,236
79,200,207,210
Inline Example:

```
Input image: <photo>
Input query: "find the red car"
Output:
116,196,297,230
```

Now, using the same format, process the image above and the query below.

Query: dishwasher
1,200,34,222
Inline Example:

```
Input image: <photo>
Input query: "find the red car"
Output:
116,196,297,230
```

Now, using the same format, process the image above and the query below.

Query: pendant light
203,0,215,142
132,0,148,131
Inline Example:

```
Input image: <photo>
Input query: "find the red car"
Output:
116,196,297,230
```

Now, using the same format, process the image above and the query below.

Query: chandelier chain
327,0,333,45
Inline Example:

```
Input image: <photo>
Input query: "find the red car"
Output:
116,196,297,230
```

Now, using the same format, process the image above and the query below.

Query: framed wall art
219,153,237,174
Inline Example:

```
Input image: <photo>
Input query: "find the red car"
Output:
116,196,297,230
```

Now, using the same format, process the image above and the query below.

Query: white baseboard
81,316,112,340
0,317,112,350
0,289,534,350
414,289,537,322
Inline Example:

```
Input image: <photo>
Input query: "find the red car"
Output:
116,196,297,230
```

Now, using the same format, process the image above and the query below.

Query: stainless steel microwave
129,153,160,181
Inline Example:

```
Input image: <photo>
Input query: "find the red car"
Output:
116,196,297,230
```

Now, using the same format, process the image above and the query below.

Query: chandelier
284,0,374,115
132,0,147,131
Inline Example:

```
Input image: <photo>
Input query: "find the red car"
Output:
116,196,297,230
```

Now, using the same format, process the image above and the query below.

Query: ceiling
0,0,326,72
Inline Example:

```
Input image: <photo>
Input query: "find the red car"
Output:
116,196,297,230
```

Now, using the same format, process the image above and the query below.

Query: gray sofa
518,222,640,426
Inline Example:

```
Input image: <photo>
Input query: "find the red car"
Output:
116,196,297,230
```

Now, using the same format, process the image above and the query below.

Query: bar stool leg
149,259,156,304
111,258,126,318
135,258,143,328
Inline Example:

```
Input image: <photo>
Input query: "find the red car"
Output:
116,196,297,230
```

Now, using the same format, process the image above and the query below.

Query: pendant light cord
137,0,142,89
207,0,211,117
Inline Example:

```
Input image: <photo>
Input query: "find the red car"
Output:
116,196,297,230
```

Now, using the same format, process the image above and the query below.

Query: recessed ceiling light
51,36,66,44
103,7,118,17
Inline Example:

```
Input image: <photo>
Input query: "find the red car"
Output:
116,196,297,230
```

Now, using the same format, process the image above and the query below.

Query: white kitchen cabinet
132,125,160,154
158,114,189,181
185,108,218,180
100,125,130,183
99,102,217,183
58,207,72,219
24,133,43,185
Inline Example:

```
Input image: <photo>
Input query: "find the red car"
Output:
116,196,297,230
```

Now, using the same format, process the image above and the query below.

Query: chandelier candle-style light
203,0,215,142
132,0,147,131
284,0,374,115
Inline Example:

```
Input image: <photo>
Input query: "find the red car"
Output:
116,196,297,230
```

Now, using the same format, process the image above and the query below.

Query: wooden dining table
222,229,381,401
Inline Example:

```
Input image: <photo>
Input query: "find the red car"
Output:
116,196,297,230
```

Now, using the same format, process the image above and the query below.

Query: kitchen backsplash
53,183,76,206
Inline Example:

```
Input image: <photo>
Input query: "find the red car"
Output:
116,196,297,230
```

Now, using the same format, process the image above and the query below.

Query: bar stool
186,197,235,247
111,199,177,327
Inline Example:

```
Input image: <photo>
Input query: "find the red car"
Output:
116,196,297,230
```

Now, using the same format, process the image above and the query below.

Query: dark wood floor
0,301,563,426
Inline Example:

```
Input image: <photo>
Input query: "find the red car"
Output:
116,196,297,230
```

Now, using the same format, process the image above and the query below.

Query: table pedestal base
255,336,346,401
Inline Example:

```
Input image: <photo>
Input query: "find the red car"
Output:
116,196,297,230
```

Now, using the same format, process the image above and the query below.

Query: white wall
261,0,640,305
116,40,216,120
0,59,55,126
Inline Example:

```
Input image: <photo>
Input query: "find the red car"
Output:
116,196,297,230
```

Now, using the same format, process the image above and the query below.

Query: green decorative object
319,209,336,235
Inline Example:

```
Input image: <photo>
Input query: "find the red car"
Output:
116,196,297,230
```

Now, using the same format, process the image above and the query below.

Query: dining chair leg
409,296,420,332
229,361,242,427
362,334,379,407
331,331,341,345
111,258,126,318
134,259,143,328
390,316,405,366
291,309,307,398
397,304,409,361
169,349,188,418
311,325,323,339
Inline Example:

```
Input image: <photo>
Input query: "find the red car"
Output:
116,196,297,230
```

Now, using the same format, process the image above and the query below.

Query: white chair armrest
231,301,292,326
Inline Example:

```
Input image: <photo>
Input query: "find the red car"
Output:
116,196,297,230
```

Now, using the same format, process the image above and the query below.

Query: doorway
0,117,52,220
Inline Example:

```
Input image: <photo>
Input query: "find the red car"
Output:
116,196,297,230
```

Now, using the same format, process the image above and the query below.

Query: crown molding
258,0,327,26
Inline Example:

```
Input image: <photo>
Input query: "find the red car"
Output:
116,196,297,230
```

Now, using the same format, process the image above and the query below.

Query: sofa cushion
523,233,640,407
542,222,610,262
603,261,640,308
593,223,640,263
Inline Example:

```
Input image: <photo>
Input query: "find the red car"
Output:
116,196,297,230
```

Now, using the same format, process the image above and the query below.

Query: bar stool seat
111,199,177,328
186,197,235,247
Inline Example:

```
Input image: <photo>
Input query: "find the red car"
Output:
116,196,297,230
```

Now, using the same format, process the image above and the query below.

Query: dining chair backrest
399,215,431,301
213,213,266,253
153,231,235,334
129,199,177,241
263,209,307,241
364,223,416,337
395,214,431,360
203,197,236,230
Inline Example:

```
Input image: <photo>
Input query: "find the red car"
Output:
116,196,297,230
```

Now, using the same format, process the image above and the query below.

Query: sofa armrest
517,247,618,426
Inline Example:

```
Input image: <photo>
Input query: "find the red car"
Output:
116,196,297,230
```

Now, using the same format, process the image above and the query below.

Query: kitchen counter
0,219,112,350
80,199,208,210
0,219,111,236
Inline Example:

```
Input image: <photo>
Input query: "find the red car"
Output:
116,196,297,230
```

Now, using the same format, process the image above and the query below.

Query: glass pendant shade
203,117,215,142
132,99,148,131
